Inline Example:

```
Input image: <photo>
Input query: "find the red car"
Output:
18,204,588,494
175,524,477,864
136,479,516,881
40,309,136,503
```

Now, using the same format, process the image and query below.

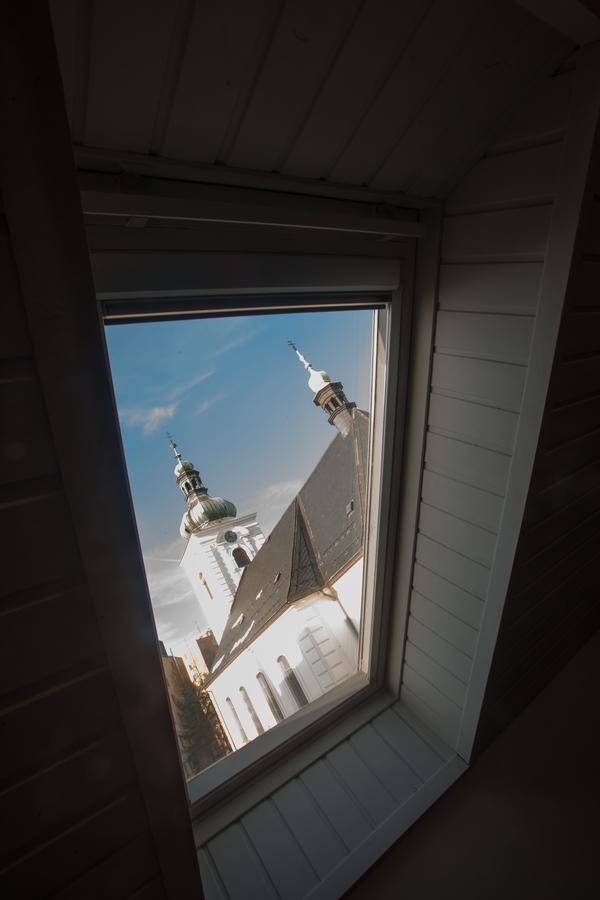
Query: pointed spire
288,340,355,436
288,340,332,394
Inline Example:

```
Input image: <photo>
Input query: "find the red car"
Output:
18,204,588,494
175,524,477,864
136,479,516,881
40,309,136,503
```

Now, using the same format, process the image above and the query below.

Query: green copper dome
180,495,237,536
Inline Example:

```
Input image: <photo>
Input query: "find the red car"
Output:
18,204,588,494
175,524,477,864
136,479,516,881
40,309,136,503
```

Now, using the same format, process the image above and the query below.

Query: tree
174,673,231,776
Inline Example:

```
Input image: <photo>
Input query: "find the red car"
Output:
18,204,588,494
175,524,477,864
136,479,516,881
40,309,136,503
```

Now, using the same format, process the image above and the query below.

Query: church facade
171,348,367,752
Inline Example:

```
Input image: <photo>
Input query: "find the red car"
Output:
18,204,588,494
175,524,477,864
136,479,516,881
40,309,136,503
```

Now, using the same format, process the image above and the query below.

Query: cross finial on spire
167,432,182,460
288,339,312,371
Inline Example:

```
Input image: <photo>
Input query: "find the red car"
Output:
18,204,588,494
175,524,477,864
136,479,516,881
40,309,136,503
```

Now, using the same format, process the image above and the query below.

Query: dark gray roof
207,409,369,681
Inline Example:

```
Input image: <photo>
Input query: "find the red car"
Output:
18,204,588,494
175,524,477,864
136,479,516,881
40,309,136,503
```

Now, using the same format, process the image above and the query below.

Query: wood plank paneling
415,535,490,600
0,731,135,866
418,503,496,567
208,824,280,900
407,618,472,683
85,0,179,152
227,0,362,171
0,669,120,791
161,0,277,163
326,741,396,825
0,224,32,359
438,261,542,315
442,205,552,261
348,723,420,804
0,585,102,696
272,779,347,879
435,311,534,365
0,791,149,900
445,140,563,214
0,490,83,598
300,760,372,852
54,831,160,900
410,591,478,657
421,468,503,532
374,5,568,194
428,392,518,454
329,0,480,186
412,564,483,631
0,373,58,484
424,432,510,495
282,0,430,180
488,71,573,155
242,801,319,900
401,667,462,747
431,353,526,412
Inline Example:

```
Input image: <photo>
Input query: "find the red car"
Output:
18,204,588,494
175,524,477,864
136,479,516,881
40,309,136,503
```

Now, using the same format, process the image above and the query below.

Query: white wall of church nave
331,556,364,634
208,597,359,751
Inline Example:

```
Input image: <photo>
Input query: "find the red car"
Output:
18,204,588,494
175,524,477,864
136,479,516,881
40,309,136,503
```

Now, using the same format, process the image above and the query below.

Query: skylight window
105,303,390,790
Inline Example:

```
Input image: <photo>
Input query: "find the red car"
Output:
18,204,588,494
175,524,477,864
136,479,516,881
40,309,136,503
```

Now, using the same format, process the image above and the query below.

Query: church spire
167,436,237,536
288,341,356,437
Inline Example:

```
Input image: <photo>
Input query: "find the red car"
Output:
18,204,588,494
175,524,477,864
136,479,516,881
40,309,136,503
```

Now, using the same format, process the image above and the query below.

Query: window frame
101,261,415,821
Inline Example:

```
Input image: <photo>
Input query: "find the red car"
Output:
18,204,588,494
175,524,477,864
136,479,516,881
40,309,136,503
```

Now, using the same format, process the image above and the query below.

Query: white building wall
332,556,364,633
180,513,265,642
208,590,360,751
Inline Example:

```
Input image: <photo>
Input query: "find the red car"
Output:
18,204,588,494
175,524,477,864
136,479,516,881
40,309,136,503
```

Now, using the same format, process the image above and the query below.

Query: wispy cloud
120,404,178,435
208,332,255,359
168,369,215,401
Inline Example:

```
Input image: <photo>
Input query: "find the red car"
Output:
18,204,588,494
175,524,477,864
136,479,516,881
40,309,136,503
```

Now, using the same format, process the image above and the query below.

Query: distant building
171,347,364,751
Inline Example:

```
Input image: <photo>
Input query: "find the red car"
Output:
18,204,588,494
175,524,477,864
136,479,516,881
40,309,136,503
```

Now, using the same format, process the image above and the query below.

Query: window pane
105,306,380,780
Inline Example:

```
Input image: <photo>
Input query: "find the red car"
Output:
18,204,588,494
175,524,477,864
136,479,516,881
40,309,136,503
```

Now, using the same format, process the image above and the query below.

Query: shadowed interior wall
474,108,600,753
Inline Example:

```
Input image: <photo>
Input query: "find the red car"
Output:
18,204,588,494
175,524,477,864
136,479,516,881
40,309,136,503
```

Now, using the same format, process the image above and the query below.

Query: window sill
192,677,396,844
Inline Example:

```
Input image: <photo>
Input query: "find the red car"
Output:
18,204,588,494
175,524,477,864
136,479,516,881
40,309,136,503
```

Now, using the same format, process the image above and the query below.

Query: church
171,346,367,750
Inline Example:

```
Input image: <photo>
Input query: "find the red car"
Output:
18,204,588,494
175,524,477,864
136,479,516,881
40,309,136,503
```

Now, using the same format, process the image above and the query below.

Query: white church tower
169,439,265,643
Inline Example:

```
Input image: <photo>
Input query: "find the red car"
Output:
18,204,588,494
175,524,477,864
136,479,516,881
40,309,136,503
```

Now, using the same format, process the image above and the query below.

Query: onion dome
180,495,237,537
168,438,237,536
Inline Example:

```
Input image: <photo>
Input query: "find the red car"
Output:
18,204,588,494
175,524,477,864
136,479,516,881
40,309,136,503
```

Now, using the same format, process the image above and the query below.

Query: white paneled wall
400,70,573,747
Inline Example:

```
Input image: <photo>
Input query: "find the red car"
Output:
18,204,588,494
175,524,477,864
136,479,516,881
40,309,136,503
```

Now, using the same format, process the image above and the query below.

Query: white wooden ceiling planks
327,0,482,187
160,0,280,162
224,0,363,172
49,0,576,198
280,0,433,180
85,0,181,152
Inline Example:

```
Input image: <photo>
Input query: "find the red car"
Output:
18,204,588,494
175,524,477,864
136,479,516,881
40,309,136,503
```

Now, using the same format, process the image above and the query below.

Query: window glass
105,306,380,778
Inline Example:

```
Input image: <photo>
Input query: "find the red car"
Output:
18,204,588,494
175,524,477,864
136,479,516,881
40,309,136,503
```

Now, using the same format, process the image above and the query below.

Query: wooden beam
74,145,437,209
81,189,425,238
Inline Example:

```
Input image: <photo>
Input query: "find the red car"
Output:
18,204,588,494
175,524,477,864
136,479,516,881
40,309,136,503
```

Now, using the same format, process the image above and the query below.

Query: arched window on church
233,547,251,568
256,672,284,723
184,481,191,493
191,478,198,488
239,687,264,735
277,655,308,709
225,697,248,745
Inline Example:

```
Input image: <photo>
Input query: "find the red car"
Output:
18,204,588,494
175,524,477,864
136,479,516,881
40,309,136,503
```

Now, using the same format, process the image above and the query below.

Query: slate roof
207,408,369,681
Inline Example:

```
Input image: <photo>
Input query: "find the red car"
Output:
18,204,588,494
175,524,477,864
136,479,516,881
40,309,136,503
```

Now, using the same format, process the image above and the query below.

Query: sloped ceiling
50,0,574,200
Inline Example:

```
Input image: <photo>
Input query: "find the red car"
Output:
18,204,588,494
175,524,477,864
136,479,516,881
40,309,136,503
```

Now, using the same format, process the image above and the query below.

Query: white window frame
99,243,419,820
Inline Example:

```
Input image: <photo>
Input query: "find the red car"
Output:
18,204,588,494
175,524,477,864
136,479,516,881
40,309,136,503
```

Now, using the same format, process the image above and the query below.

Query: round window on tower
223,530,237,543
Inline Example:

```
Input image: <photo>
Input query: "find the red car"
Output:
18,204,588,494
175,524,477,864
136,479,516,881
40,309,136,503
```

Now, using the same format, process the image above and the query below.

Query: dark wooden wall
475,116,600,752
0,207,169,900
0,3,201,898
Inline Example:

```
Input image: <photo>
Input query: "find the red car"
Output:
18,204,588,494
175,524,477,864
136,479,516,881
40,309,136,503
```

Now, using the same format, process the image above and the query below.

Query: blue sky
105,308,373,651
